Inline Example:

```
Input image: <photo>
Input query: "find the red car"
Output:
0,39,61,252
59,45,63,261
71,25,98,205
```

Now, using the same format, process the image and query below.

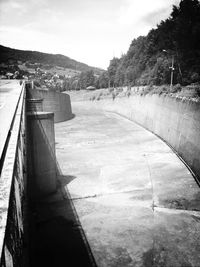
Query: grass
139,84,200,100
66,84,200,103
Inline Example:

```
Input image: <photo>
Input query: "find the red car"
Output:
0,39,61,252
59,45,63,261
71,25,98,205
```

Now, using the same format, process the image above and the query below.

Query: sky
0,0,179,69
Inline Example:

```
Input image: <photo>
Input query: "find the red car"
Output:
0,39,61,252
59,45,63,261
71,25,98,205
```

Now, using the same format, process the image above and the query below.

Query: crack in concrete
69,192,199,212
69,188,150,201
154,206,200,214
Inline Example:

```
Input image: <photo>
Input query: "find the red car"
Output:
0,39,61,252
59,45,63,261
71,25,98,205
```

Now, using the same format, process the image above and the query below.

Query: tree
79,70,95,89
107,57,120,87
105,0,200,86
97,71,109,88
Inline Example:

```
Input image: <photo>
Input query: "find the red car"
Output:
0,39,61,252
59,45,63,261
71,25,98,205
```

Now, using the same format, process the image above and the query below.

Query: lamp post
169,55,175,90
163,50,175,90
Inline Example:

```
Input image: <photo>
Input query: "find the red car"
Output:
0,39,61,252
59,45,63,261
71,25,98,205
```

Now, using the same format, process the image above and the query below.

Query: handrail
0,81,26,266
0,83,25,176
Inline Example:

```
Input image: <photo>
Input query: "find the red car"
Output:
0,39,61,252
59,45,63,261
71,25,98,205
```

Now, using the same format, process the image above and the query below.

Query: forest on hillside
98,0,200,88
0,45,103,75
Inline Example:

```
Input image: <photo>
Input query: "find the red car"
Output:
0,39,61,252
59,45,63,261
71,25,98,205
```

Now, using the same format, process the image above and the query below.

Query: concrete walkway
55,102,200,267
0,80,22,159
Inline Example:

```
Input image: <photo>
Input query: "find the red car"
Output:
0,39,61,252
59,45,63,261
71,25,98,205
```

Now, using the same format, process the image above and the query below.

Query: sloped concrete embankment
27,88,73,122
86,94,200,182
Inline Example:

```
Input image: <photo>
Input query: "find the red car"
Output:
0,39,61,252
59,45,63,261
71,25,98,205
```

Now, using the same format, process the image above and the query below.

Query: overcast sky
0,0,179,69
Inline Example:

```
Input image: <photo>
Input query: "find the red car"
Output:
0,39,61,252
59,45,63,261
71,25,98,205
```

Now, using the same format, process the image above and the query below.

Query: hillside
0,45,103,75
106,0,200,86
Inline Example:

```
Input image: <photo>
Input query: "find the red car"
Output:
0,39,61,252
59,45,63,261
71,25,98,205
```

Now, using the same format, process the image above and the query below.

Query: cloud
0,26,56,51
0,0,49,26
0,0,180,68
118,0,177,27
0,25,112,69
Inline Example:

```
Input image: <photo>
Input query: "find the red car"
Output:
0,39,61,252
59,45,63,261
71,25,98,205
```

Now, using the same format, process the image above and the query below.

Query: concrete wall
88,94,200,182
1,84,71,266
27,88,73,123
27,112,57,201
0,85,27,266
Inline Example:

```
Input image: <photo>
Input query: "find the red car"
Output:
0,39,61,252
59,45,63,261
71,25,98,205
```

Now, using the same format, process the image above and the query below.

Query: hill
0,45,103,75
106,0,200,86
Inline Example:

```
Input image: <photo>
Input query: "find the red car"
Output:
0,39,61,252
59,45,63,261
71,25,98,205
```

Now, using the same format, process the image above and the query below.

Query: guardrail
0,82,27,266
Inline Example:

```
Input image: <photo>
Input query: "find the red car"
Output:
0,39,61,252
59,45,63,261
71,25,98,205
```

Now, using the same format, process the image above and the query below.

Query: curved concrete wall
89,95,200,182
27,89,73,123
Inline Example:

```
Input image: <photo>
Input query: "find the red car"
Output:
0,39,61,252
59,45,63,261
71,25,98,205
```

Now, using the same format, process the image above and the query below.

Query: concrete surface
27,88,73,122
0,80,22,159
80,94,200,183
27,112,57,200
55,101,200,267
29,186,97,267
0,82,26,266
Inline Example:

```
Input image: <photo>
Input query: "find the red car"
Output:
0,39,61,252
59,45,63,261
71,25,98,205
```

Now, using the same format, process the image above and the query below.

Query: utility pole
163,50,175,90
169,55,175,90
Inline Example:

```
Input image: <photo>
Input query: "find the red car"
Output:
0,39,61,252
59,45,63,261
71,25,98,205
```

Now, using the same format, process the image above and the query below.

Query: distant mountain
0,45,104,75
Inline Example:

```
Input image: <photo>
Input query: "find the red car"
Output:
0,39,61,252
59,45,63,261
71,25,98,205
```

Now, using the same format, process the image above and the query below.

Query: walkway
55,102,200,267
0,80,22,160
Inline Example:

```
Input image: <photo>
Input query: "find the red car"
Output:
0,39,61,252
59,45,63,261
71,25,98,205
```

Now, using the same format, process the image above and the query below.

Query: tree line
104,0,200,87
64,0,200,90
63,70,109,90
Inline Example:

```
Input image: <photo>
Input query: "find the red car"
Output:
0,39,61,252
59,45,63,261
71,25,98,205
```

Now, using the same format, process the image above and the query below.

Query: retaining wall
27,112,57,201
0,86,27,266
27,89,73,123
88,94,200,182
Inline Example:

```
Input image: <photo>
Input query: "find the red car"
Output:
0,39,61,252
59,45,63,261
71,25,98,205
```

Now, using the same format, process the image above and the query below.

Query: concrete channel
1,81,199,266
54,101,200,267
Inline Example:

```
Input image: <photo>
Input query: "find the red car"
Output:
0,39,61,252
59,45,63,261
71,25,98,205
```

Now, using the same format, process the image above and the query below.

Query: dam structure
0,80,200,267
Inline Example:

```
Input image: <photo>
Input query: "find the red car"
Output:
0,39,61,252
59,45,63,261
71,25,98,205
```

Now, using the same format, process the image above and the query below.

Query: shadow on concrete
27,104,96,267
70,113,76,120
29,193,97,267
58,174,76,186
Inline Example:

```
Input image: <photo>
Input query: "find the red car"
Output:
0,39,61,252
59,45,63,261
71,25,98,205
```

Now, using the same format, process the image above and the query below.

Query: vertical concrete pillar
27,112,57,201
27,98,43,112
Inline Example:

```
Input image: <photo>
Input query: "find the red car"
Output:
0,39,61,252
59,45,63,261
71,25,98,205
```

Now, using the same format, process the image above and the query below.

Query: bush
126,91,131,97
160,85,169,93
90,95,96,101
171,83,182,93
116,87,123,93
141,85,153,95
111,92,116,100
108,87,114,93
178,84,200,98
195,86,200,97
188,84,200,97
191,73,200,83
149,85,169,95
